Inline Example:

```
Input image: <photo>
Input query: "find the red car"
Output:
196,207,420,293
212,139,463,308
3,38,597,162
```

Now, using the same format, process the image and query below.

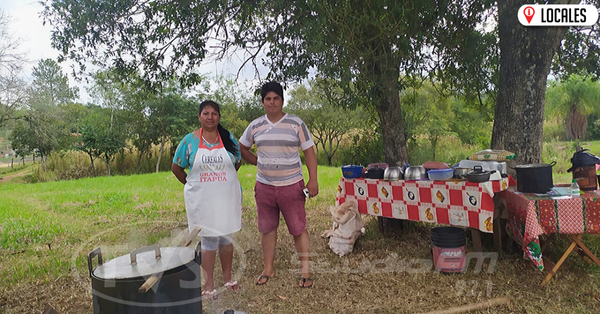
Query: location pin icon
523,6,535,24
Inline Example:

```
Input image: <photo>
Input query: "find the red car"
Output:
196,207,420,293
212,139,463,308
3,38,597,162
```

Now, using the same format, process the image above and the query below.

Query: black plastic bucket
431,227,466,273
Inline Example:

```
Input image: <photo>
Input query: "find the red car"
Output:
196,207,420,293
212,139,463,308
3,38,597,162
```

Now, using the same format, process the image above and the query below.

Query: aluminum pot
88,244,202,314
453,167,472,178
404,166,427,180
383,166,404,181
515,161,556,193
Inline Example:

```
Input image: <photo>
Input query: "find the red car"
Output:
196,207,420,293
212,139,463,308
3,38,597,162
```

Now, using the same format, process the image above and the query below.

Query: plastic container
570,179,580,197
341,165,364,179
427,168,454,181
431,227,467,273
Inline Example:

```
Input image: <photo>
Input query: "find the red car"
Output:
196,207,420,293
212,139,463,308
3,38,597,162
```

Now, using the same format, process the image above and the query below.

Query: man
239,81,318,288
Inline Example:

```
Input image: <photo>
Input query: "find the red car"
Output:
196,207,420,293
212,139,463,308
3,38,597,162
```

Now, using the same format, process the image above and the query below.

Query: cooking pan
466,166,496,183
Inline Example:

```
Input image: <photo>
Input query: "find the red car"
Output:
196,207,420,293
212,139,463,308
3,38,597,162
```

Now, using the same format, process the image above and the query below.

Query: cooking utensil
458,160,507,174
383,166,404,181
88,244,202,313
139,227,201,293
364,166,385,179
453,167,472,178
466,166,496,183
515,162,556,193
404,166,427,180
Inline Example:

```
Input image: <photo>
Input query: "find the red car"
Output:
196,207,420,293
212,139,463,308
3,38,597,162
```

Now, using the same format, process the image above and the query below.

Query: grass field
1,165,599,313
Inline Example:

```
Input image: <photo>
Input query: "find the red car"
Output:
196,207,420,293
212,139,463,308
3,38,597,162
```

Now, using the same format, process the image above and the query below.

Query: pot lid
92,246,196,280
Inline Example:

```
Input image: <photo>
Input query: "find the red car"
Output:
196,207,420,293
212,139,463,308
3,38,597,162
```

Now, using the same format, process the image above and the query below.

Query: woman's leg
201,249,217,291
219,243,238,290
201,236,219,292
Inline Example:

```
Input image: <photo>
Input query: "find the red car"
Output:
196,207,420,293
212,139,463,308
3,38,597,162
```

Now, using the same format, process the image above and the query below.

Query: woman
172,100,242,298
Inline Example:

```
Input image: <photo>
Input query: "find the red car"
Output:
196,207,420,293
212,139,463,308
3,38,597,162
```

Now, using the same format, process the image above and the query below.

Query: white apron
184,130,242,237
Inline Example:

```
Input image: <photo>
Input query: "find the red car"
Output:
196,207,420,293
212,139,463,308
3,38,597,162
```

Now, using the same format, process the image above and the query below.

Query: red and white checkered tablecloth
335,177,516,233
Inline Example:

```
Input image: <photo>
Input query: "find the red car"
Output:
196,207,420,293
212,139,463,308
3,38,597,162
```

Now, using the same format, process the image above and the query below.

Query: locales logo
518,4,599,26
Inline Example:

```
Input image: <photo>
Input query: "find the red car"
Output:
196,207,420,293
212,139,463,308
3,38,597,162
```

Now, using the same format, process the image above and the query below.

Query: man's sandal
254,274,270,285
299,277,313,288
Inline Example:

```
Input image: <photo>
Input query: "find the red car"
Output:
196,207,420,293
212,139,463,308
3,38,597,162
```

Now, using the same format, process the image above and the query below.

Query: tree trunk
565,104,587,140
88,153,95,175
491,0,574,167
156,139,165,173
103,154,112,176
136,150,145,174
374,59,409,167
42,155,47,172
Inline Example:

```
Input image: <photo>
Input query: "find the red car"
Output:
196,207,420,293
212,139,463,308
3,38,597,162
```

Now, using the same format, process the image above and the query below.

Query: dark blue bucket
431,227,466,273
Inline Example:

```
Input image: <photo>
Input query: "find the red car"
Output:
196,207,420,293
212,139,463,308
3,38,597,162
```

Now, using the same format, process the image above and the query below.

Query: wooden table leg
471,229,482,252
569,234,600,267
541,238,579,286
493,217,502,252
561,234,592,264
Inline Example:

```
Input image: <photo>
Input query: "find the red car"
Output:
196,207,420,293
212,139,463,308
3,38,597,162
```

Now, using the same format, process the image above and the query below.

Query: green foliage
449,99,492,147
28,59,78,106
552,20,600,81
287,79,367,166
336,130,385,167
543,119,566,142
546,74,600,140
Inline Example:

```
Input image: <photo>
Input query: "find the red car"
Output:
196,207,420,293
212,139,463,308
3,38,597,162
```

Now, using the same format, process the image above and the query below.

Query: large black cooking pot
515,162,556,193
87,244,202,314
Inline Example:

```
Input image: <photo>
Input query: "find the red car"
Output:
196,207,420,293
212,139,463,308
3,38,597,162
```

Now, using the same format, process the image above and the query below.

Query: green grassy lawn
1,165,599,313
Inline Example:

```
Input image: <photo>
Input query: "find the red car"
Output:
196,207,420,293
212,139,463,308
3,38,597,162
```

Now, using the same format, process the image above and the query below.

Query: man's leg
294,229,312,287
255,229,277,284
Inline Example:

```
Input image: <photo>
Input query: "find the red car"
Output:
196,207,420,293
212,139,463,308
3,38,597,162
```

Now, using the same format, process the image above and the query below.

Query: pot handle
195,242,202,264
87,247,102,278
130,245,161,265
549,161,557,166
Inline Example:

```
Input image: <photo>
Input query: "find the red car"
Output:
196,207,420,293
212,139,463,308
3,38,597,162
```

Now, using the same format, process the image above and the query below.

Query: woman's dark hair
199,100,238,157
261,81,284,102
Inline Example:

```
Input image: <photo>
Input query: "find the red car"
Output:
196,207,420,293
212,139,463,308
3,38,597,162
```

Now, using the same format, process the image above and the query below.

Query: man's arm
303,146,319,197
240,143,257,166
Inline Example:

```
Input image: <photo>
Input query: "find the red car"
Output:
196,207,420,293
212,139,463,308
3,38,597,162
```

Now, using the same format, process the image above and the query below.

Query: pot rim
515,161,557,169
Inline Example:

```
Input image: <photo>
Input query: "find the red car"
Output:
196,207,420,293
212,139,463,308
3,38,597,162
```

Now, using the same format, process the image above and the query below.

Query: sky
0,0,273,103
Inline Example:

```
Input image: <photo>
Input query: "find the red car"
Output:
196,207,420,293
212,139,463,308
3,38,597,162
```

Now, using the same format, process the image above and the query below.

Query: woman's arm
171,163,187,184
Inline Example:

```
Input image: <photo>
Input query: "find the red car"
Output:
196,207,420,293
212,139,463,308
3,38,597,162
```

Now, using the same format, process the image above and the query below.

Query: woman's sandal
201,289,218,300
224,280,241,291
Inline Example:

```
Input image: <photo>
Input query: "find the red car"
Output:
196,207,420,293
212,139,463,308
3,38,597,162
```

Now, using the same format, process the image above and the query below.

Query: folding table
497,187,600,285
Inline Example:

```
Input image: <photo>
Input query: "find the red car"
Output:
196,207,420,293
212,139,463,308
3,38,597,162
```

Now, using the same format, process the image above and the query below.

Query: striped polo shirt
240,113,314,186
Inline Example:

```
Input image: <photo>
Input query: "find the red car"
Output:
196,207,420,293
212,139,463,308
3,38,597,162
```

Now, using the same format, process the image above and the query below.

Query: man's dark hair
261,81,284,102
